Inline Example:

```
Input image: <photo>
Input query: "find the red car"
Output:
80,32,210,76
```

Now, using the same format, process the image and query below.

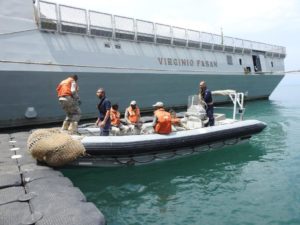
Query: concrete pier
0,131,105,225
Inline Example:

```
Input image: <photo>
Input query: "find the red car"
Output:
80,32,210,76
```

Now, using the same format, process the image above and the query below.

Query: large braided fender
27,129,85,166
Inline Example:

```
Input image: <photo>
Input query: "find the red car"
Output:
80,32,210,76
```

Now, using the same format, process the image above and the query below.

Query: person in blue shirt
95,88,111,136
199,81,215,126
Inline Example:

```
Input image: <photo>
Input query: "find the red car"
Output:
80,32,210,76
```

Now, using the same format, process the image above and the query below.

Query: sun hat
152,101,164,107
130,100,137,105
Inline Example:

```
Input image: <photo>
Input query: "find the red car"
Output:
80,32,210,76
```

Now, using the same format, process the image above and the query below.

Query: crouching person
110,104,129,135
152,102,172,134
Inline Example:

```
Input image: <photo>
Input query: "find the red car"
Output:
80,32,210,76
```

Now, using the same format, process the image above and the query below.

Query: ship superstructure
0,0,286,128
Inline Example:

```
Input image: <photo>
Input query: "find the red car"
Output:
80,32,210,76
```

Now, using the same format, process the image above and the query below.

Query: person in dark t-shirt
95,88,111,136
199,81,214,126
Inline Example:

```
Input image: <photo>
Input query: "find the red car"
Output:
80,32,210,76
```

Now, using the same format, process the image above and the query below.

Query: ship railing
36,0,286,57
136,20,155,43
172,26,187,47
187,30,201,48
114,15,135,41
89,11,113,38
200,32,214,51
155,23,172,45
223,36,235,53
37,0,58,31
58,5,88,35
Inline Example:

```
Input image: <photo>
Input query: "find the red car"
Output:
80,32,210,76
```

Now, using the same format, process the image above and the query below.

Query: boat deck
0,130,105,225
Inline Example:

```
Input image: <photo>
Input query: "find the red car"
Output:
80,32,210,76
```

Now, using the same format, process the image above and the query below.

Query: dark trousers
100,119,111,136
206,106,215,126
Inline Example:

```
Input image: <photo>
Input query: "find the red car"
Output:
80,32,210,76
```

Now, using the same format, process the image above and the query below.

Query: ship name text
157,57,218,67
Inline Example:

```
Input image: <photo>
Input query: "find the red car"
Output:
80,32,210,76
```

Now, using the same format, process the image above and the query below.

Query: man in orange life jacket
56,74,81,133
152,101,172,134
125,100,141,126
110,104,129,135
110,104,121,127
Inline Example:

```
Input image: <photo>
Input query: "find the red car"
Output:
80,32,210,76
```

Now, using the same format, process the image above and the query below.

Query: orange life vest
110,109,121,126
126,106,140,123
56,77,77,97
154,109,172,134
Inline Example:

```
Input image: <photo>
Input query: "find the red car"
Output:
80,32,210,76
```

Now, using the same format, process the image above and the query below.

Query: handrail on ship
35,0,286,57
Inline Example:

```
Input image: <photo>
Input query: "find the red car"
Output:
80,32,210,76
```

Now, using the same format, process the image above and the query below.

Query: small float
71,90,266,167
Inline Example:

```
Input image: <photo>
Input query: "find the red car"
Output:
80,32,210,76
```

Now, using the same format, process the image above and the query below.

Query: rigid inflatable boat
74,91,266,166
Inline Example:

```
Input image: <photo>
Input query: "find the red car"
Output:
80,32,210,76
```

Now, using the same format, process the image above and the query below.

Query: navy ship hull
0,70,283,128
0,0,286,128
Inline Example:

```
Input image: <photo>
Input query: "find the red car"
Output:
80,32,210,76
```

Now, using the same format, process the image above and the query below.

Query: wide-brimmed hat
152,101,164,107
130,100,137,105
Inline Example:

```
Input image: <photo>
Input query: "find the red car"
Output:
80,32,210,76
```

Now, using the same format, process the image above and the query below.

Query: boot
73,122,78,134
61,120,70,131
68,121,78,134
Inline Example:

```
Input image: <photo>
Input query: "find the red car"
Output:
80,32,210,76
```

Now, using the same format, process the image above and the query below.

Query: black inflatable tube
83,123,266,156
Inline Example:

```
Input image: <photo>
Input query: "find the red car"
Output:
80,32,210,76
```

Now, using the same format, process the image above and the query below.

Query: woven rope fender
27,128,61,152
45,138,85,167
27,129,86,167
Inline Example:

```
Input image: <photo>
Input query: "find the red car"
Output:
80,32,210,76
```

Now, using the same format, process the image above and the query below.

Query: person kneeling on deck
199,81,215,126
125,100,142,133
152,102,172,134
95,88,111,136
56,74,81,133
110,104,129,135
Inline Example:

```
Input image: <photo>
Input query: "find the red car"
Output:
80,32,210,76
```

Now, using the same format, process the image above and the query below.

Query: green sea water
62,74,300,225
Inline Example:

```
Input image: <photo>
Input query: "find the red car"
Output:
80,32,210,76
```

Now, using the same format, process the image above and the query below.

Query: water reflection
62,142,266,224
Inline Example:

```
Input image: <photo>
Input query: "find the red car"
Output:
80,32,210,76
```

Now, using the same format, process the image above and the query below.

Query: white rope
212,90,236,96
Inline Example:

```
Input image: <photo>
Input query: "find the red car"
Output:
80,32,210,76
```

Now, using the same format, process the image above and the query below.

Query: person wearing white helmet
125,100,141,125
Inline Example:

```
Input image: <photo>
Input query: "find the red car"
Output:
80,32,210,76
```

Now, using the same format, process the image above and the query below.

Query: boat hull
74,120,266,167
0,70,283,128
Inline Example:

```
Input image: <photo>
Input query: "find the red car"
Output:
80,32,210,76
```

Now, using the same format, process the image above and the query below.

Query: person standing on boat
56,74,81,133
152,102,172,134
199,81,214,126
125,100,141,125
95,88,111,136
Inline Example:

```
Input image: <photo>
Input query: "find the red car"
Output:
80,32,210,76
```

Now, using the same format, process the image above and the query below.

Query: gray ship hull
0,70,283,128
0,0,286,128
